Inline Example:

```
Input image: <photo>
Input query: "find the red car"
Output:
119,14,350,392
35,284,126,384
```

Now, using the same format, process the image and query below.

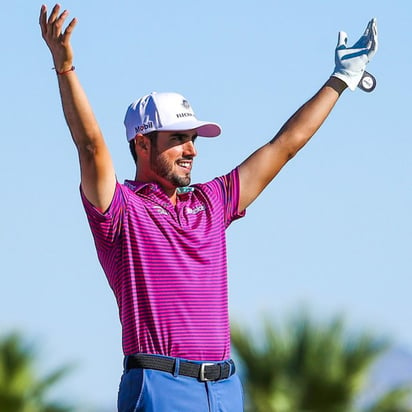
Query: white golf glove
332,18,378,91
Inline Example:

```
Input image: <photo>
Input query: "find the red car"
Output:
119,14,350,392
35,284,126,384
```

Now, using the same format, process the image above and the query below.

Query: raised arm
238,18,378,212
39,4,116,212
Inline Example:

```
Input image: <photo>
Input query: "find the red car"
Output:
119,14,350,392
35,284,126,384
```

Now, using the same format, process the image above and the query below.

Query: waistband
124,353,236,382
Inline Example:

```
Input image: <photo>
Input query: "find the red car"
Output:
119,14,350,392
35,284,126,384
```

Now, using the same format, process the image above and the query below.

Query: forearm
56,69,116,210
56,70,104,154
238,77,347,211
271,77,347,158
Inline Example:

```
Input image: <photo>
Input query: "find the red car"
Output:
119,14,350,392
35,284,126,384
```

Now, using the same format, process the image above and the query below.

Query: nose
183,140,197,157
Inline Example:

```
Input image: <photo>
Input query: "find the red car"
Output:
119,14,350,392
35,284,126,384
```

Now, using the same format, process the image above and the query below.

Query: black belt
124,354,236,382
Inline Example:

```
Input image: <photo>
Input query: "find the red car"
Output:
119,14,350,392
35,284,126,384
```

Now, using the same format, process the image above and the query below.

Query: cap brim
159,120,221,138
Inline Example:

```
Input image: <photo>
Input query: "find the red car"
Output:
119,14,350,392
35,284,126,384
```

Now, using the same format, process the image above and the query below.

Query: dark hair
129,131,158,163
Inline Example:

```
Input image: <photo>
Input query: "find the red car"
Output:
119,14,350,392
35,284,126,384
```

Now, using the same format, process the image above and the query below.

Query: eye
171,134,185,142
170,134,196,144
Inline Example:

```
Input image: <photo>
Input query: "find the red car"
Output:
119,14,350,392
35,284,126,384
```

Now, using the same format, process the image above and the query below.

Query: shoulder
193,168,240,194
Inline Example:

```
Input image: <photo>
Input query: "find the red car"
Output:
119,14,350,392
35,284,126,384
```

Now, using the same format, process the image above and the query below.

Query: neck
135,170,178,206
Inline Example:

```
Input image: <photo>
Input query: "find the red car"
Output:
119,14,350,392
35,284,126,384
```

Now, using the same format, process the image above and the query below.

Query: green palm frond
231,311,411,412
0,332,75,412
364,385,412,412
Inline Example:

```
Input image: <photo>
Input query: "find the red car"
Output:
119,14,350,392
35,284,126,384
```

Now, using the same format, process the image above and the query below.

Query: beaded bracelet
54,66,75,75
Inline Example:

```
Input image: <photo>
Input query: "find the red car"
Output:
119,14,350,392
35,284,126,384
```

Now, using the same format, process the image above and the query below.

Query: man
39,4,378,412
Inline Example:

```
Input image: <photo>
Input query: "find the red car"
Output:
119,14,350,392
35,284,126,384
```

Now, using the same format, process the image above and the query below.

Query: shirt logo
153,205,168,215
185,205,205,215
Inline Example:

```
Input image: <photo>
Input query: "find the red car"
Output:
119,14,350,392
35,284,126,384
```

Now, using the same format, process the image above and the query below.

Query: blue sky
1,0,411,409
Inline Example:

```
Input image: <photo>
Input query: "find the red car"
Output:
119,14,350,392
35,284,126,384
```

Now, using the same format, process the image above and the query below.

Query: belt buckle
199,362,215,382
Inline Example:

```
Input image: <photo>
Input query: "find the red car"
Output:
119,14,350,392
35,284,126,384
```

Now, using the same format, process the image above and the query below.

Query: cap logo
135,121,154,133
176,112,194,119
182,99,191,109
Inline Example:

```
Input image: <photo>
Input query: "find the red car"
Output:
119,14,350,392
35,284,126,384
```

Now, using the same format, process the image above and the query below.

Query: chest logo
185,205,206,215
153,205,169,215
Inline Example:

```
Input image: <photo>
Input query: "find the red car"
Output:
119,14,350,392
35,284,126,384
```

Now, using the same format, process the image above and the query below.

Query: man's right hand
39,4,77,73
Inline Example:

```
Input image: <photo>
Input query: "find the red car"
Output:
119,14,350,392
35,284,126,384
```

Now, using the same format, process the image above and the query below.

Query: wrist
328,75,349,94
331,69,363,91
54,65,75,76
53,58,75,74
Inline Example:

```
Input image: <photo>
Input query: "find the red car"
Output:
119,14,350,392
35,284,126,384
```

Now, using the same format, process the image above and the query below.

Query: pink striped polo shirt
81,168,245,361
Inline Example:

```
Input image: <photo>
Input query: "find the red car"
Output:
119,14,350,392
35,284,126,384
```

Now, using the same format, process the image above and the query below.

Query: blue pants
117,361,244,411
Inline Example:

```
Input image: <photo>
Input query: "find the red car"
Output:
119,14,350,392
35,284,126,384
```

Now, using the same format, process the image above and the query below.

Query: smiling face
137,130,198,194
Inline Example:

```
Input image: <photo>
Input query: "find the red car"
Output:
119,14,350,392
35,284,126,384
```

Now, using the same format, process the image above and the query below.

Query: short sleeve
80,182,129,249
199,167,246,228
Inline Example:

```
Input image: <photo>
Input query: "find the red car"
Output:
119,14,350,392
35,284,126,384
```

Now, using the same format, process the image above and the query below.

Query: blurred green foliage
231,312,412,412
0,332,74,412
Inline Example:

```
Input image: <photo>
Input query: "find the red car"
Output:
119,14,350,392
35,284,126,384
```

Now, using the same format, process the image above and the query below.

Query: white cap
124,92,221,141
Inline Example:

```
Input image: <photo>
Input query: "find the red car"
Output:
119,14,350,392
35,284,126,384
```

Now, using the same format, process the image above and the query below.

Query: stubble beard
150,149,191,188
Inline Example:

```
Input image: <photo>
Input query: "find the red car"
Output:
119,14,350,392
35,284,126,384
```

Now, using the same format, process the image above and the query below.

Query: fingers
52,7,69,38
372,18,378,36
336,31,348,49
39,4,75,40
366,18,377,44
63,16,77,42
39,4,48,36
349,18,378,56
47,3,61,25
365,18,376,40
367,18,378,59
363,18,373,37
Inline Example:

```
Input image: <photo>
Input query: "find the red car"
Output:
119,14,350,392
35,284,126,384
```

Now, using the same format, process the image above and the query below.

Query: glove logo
362,76,373,89
358,71,377,93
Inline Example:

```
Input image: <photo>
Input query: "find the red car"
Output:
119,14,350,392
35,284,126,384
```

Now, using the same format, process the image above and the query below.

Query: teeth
179,162,191,168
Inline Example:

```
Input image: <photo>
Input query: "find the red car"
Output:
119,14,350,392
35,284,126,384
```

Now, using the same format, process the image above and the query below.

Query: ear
134,133,150,155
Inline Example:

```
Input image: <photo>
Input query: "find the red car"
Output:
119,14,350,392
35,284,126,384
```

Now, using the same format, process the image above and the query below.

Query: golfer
39,4,378,411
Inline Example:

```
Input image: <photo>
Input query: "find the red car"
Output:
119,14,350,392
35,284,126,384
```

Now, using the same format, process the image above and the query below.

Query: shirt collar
124,180,195,197
124,180,152,194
